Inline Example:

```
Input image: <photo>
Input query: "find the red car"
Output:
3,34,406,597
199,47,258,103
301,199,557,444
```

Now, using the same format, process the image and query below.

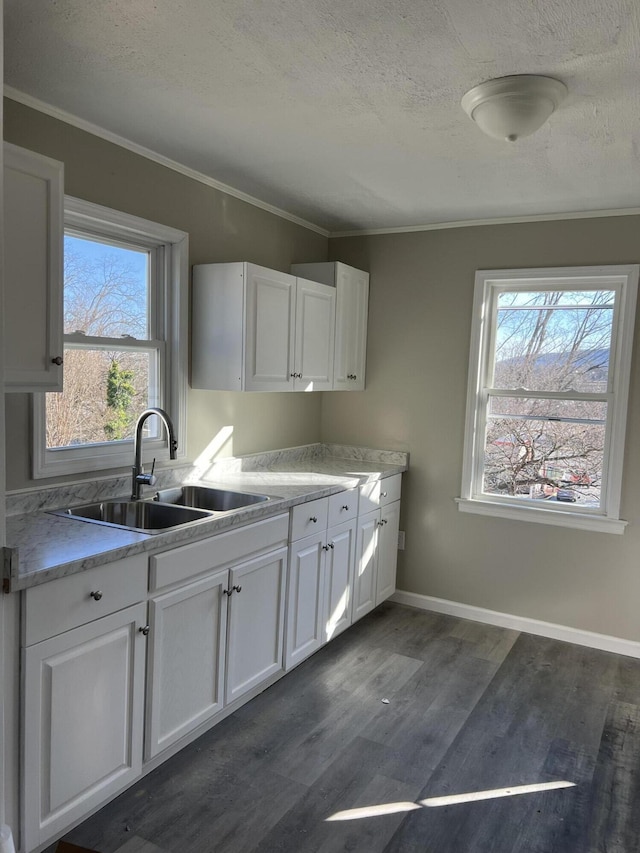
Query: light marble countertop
5,444,408,591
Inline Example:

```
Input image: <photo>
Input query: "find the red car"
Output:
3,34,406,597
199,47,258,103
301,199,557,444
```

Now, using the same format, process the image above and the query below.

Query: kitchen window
458,265,638,533
32,197,188,478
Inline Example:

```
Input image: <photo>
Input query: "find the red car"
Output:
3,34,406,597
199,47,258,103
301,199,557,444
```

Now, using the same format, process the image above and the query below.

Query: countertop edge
6,464,407,591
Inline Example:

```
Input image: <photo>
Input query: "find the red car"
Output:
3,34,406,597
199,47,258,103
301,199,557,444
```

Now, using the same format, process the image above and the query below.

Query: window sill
456,498,627,534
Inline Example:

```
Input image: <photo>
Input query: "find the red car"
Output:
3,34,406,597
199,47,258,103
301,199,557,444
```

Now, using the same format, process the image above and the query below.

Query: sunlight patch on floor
326,780,576,822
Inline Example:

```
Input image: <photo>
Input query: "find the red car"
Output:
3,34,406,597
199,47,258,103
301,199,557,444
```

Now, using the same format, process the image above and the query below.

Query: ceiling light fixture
461,75,568,142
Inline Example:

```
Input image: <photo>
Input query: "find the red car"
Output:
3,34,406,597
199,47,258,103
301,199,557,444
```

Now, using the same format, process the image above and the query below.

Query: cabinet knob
232,584,242,593
223,588,233,596
342,505,349,511
381,491,388,498
89,590,103,601
322,544,330,551
51,356,64,366
310,516,318,523
138,625,150,636
347,373,357,380
290,372,302,379
381,518,388,524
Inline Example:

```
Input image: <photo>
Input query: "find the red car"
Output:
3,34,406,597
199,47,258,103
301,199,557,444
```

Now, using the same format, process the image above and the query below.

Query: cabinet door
245,265,296,391
353,510,379,622
285,532,326,669
293,278,335,391
226,547,287,703
376,500,401,605
324,519,356,641
145,570,228,759
334,264,369,392
4,143,64,391
22,603,146,852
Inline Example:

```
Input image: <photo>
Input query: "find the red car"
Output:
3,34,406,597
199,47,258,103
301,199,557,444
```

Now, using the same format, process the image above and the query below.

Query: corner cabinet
4,143,64,392
291,262,369,391
191,262,335,392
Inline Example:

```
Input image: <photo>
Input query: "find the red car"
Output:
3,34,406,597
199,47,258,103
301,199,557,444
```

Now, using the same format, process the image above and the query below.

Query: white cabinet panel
145,571,228,759
4,143,64,391
22,603,146,852
376,500,401,605
294,277,335,391
245,266,296,391
323,519,356,641
225,547,287,703
291,261,369,391
353,510,379,621
286,532,325,668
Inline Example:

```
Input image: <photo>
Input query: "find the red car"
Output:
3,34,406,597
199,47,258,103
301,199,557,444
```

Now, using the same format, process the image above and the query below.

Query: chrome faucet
131,407,178,500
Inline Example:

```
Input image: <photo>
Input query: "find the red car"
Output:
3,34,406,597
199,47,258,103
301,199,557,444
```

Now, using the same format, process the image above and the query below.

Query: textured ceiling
5,0,640,232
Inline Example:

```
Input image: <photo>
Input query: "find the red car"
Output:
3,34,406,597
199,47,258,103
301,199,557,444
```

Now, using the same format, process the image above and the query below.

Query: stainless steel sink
50,500,213,534
154,485,271,512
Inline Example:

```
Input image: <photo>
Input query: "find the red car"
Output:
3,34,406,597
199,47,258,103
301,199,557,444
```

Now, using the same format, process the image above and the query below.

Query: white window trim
458,264,639,534
32,196,188,479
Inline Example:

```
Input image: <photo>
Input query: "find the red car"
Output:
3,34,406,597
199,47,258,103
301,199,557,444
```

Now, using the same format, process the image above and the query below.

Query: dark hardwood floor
50,603,640,853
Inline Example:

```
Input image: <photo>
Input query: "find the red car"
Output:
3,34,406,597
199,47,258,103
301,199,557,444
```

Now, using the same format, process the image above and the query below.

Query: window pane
45,348,154,449
64,235,149,338
488,396,607,423
493,290,614,392
483,416,605,507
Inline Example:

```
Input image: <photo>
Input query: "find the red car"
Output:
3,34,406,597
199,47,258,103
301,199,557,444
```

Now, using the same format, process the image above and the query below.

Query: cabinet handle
342,505,349,511
138,625,150,636
51,356,64,366
89,590,103,601
232,584,242,593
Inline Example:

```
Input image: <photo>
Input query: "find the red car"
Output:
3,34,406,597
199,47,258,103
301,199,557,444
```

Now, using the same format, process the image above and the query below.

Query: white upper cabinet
191,262,335,391
4,143,64,391
291,261,369,391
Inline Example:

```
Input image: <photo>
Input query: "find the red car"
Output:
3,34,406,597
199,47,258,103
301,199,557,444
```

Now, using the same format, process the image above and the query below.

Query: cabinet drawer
359,474,402,514
290,497,329,541
327,489,358,527
23,553,148,646
150,513,289,591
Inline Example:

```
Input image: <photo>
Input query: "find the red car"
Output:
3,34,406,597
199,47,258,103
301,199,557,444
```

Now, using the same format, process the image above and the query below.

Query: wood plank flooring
49,603,640,853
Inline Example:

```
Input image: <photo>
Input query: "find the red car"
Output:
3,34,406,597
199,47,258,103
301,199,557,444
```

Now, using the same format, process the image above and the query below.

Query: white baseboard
390,590,640,659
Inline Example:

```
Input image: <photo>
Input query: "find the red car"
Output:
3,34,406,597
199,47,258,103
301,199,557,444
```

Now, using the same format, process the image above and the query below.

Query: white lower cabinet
22,602,147,852
145,514,289,759
19,482,402,851
353,475,403,621
145,570,228,760
286,493,358,669
225,548,287,703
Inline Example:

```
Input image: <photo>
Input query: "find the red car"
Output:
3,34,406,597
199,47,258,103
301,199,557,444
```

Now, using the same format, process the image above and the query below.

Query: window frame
32,196,188,479
458,265,639,534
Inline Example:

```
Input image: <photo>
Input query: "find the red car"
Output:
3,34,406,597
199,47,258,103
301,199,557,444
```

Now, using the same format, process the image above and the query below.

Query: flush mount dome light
461,75,568,142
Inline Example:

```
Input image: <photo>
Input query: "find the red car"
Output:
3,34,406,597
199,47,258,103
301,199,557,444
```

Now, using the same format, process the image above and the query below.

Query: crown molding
329,206,640,238
4,86,330,238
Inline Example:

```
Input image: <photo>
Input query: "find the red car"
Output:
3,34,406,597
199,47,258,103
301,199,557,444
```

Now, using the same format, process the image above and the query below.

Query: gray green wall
327,219,640,642
3,97,328,490
6,97,640,643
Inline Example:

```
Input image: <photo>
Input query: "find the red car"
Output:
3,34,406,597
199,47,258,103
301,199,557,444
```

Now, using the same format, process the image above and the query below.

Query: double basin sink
50,486,272,534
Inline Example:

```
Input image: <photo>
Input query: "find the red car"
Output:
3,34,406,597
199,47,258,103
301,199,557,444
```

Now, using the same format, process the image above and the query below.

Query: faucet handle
136,457,157,487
